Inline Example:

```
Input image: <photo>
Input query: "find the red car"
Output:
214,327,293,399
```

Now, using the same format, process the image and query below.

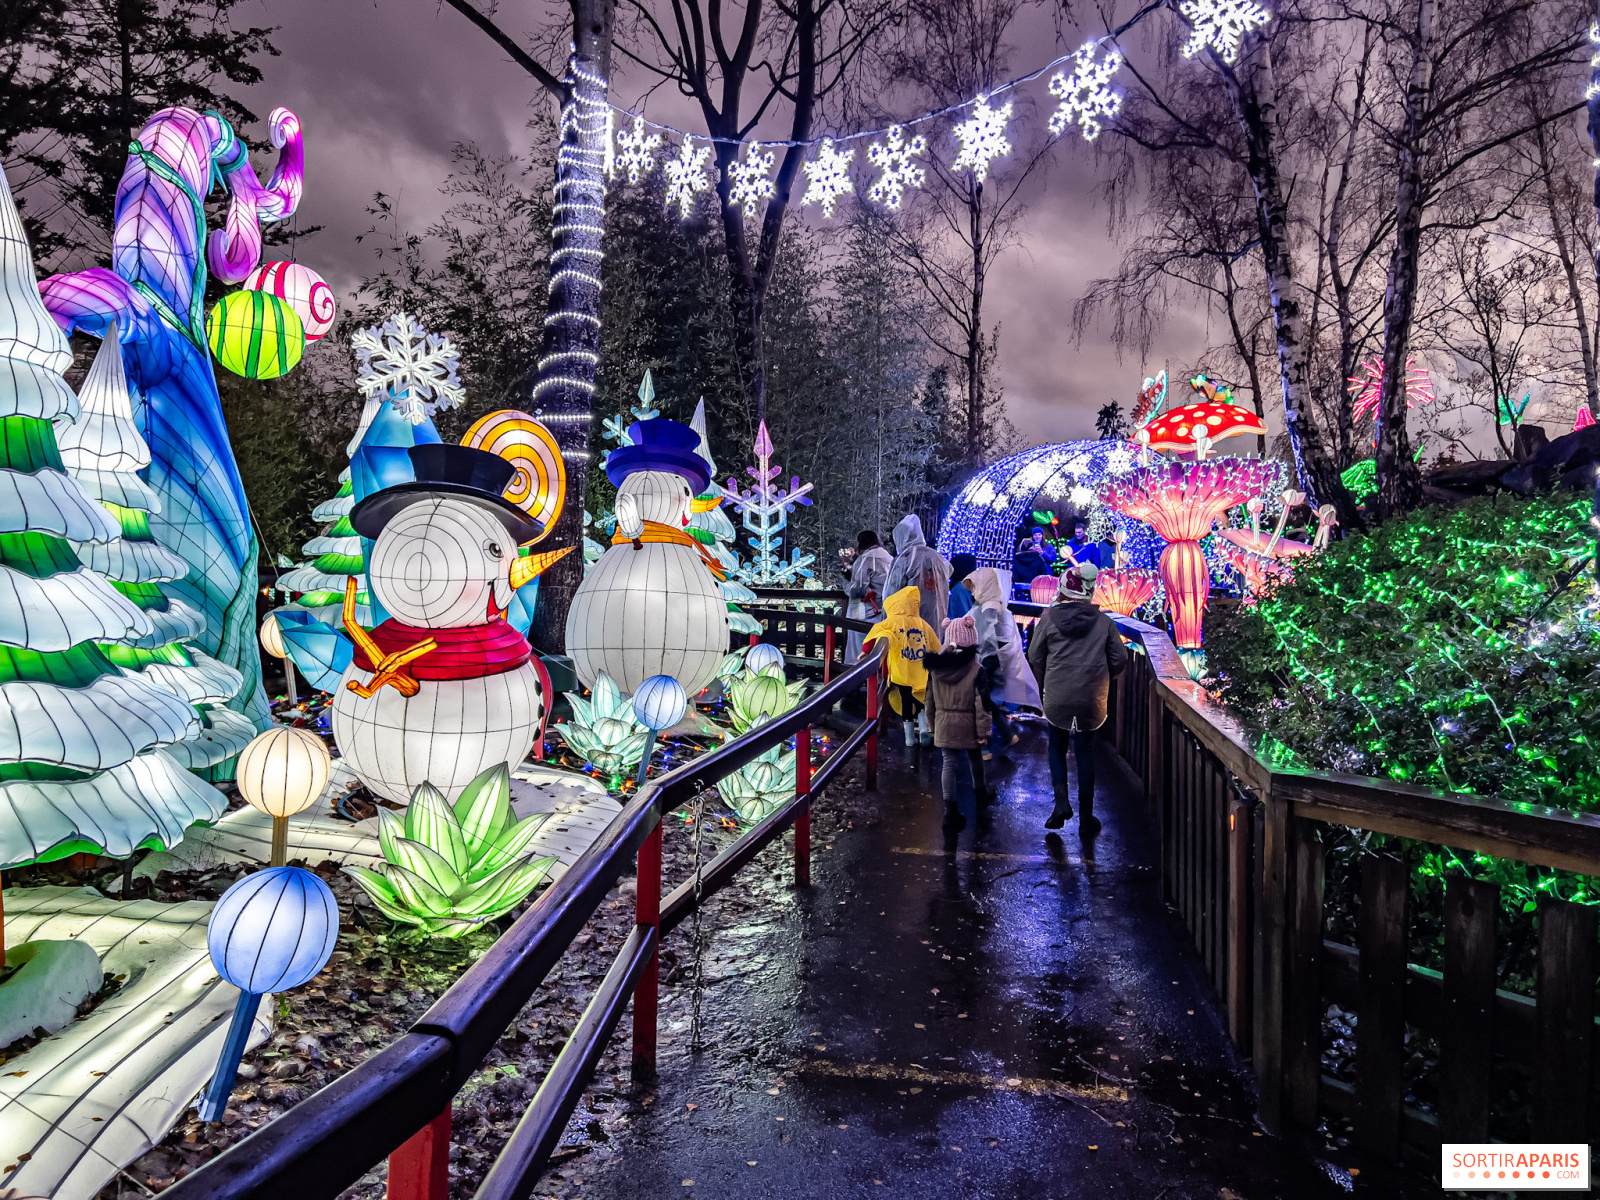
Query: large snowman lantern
333,443,553,803
567,419,729,695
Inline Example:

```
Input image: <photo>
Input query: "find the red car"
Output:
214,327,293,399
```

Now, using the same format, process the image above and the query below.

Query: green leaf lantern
207,290,305,380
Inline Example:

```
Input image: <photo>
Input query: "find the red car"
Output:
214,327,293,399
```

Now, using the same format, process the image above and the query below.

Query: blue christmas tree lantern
200,866,339,1121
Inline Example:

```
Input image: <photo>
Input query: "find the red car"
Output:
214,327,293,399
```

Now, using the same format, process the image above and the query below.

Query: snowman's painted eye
484,540,504,560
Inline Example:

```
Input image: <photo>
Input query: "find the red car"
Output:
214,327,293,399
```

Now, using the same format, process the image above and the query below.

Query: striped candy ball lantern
241,261,337,342
207,290,305,379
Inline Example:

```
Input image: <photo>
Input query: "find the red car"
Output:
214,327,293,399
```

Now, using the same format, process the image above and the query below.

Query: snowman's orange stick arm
340,578,437,698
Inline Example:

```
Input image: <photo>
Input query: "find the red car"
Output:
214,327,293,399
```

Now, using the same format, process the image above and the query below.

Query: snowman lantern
332,443,555,804
567,419,730,696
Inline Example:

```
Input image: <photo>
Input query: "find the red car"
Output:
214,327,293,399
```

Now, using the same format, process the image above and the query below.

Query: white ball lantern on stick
744,642,785,677
236,726,331,866
199,866,339,1122
631,674,689,786
260,611,298,706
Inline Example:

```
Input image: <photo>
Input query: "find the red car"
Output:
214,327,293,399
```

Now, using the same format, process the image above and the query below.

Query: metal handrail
165,623,888,1200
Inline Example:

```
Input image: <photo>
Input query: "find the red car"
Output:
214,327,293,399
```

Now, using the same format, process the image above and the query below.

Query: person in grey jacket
844,530,892,664
1025,562,1129,835
885,514,951,634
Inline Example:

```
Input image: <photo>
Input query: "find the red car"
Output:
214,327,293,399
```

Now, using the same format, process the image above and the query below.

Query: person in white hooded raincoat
844,529,892,664
962,565,1042,757
885,515,950,633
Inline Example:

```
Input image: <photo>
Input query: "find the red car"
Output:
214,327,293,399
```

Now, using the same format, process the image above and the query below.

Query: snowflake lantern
1177,0,1272,63
866,125,928,210
727,141,776,217
722,420,816,586
613,116,662,184
352,313,464,427
1048,42,1124,141
664,137,713,218
952,95,1014,183
802,138,856,218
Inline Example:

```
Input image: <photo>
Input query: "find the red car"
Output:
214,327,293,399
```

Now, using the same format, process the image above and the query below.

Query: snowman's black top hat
605,418,712,494
350,443,545,544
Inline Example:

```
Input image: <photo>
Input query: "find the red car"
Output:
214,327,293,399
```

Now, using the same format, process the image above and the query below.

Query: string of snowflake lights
1177,0,1272,63
802,138,856,217
727,142,776,217
952,95,1014,183
1048,42,1125,140
866,125,928,209
663,136,713,218
532,58,610,412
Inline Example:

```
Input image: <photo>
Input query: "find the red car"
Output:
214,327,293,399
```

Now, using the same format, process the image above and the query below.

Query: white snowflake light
726,141,776,218
802,138,856,218
613,116,662,184
1070,484,1095,508
1178,0,1272,63
866,125,928,210
663,136,713,219
1105,447,1134,474
351,313,464,425
952,94,1013,184
1048,42,1124,141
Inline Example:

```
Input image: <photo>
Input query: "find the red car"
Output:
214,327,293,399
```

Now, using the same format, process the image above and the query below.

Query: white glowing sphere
236,726,331,818
259,611,286,659
331,664,546,804
367,498,513,628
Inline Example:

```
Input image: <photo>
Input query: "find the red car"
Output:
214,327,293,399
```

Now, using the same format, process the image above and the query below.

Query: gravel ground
53,731,878,1198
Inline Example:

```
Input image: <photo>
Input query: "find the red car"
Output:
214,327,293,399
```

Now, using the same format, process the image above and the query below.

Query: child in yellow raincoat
863,585,943,747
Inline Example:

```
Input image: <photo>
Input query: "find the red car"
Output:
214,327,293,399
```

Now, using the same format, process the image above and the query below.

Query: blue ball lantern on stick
199,866,340,1122
632,674,689,786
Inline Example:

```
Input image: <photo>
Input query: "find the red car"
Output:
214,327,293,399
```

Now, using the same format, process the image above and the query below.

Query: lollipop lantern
199,867,338,1121
236,727,331,866
632,674,689,785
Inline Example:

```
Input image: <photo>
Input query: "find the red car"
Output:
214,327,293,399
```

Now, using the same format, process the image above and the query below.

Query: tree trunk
1585,0,1600,419
1225,40,1358,526
967,182,986,467
526,0,615,655
1373,0,1435,520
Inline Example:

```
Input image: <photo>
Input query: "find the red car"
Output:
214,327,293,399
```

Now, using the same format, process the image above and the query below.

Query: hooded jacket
844,543,893,663
923,647,992,750
863,585,943,700
885,515,951,633
1025,596,1130,731
965,567,1043,709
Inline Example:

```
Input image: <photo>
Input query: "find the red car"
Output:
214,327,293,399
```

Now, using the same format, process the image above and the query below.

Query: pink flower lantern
1029,574,1060,605
1092,568,1157,617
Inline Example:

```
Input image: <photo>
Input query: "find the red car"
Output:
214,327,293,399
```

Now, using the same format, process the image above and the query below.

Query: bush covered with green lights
1207,493,1599,813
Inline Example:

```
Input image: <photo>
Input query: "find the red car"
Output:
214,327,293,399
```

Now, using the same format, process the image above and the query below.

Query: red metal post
749,632,759,647
387,1106,450,1200
632,821,662,1081
865,667,879,791
794,726,812,888
823,624,835,684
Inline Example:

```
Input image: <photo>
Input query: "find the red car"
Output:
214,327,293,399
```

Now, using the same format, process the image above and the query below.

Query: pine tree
58,325,255,769
0,165,222,869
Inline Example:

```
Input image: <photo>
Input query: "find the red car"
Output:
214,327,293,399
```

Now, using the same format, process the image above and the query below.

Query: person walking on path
962,566,1041,760
886,514,951,635
925,614,994,831
844,530,892,664
863,585,942,748
1026,562,1129,835
947,553,977,620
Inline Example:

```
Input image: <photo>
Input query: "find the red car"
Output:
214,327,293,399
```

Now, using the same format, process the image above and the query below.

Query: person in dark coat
1060,521,1101,569
947,552,978,619
1025,562,1129,834
924,615,993,831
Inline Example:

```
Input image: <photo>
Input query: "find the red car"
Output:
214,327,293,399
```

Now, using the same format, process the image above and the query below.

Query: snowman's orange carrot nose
510,545,575,590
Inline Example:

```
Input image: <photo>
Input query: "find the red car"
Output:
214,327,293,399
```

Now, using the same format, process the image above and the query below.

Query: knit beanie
948,552,977,584
943,613,978,647
1058,561,1099,601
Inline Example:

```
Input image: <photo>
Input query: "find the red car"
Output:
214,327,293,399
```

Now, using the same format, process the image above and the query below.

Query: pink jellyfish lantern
1104,458,1279,675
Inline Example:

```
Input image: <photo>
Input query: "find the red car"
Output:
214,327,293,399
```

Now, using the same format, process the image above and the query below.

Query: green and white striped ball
207,290,305,380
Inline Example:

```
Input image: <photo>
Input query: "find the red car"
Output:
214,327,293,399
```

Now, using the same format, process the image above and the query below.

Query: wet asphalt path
558,720,1431,1200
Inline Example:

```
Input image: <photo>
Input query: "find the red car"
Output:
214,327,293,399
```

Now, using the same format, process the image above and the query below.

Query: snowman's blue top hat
605,418,712,494
350,443,544,545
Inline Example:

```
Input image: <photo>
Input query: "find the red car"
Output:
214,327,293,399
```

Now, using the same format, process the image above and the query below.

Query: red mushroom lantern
1140,402,1267,458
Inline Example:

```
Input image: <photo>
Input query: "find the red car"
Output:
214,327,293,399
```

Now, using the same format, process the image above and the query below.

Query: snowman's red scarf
352,617,531,681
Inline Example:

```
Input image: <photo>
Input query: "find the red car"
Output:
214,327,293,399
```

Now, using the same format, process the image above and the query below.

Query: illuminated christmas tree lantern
241,261,337,341
207,290,304,379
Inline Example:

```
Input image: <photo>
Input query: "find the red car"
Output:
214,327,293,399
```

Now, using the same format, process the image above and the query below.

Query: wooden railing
164,614,886,1200
1098,615,1600,1156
